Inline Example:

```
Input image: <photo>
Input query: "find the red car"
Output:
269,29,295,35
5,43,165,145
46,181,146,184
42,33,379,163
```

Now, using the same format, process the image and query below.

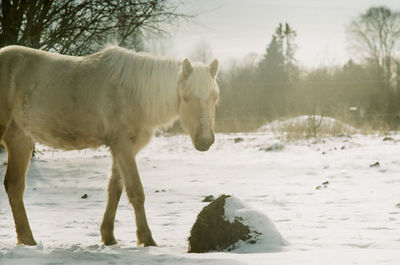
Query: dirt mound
188,195,287,253
188,195,250,253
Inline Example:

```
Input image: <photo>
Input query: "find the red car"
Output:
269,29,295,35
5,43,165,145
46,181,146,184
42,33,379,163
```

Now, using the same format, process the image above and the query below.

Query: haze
165,0,400,67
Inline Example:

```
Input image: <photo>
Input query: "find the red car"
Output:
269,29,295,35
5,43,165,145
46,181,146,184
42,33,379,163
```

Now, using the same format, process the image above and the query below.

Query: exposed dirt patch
188,195,252,253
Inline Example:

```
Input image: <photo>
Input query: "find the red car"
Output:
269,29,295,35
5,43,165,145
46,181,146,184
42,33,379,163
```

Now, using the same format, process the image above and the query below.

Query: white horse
0,45,219,246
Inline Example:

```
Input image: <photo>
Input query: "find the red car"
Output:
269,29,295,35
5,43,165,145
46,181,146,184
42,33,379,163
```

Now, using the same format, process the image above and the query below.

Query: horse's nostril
194,134,214,152
207,136,215,147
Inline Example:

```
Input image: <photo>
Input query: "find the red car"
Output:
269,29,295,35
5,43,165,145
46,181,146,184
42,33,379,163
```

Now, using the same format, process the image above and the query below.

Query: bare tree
0,0,189,55
347,6,400,87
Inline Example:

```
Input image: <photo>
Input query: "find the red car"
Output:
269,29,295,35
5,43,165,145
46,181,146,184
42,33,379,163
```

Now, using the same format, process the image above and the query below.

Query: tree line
216,6,400,132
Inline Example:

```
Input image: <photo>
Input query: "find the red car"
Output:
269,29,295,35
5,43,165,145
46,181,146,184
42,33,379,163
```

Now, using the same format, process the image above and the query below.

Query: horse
0,45,219,246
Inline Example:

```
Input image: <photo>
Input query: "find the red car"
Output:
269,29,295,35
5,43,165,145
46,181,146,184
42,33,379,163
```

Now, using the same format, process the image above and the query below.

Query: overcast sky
156,0,400,68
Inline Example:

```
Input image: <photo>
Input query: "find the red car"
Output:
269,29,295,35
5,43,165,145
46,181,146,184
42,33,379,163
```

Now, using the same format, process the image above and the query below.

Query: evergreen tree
256,23,298,117
258,35,287,82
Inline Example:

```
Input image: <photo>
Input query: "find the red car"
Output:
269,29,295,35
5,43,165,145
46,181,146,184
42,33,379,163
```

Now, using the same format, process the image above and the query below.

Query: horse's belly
32,126,104,150
12,74,108,149
18,113,105,150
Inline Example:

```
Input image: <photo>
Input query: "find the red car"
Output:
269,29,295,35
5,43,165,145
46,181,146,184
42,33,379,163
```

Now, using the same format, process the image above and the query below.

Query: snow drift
224,196,288,253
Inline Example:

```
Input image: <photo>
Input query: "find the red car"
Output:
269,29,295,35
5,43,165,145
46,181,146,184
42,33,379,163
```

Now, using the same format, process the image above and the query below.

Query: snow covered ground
1,131,400,264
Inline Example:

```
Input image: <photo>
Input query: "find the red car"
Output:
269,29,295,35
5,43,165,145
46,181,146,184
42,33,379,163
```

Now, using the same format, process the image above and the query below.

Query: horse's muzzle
194,134,215,152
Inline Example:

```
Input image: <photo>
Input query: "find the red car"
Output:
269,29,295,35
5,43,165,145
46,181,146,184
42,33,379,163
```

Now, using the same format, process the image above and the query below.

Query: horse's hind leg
100,160,123,245
3,122,36,245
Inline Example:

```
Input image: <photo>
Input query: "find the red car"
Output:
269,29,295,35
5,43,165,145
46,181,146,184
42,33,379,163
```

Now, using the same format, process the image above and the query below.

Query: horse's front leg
100,160,123,245
111,141,156,247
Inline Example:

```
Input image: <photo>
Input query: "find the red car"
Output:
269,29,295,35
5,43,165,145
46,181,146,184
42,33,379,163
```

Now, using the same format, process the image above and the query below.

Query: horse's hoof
104,241,118,246
102,237,118,246
18,238,37,246
139,238,157,247
144,240,157,247
137,229,157,247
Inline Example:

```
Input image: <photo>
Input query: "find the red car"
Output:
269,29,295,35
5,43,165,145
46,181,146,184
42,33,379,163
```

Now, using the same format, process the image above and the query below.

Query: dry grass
163,112,396,139
356,120,393,135
265,115,357,141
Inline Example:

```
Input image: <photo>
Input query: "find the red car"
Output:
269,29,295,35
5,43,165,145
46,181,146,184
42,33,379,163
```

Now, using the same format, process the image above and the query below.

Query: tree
347,6,400,88
256,23,298,117
0,0,188,55
275,22,297,77
258,35,286,81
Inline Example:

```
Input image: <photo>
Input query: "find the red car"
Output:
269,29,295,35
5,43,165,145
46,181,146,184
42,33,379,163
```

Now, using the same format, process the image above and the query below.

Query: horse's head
178,58,219,152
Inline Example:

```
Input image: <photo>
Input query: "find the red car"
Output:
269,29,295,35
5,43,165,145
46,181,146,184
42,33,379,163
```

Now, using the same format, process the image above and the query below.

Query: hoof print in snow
233,137,244,143
81,193,88,199
316,181,329,190
370,161,380,167
202,195,215,202
188,195,287,253
259,143,284,152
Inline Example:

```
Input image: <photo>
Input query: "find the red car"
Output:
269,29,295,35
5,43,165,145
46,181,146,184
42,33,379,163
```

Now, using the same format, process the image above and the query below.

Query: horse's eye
183,96,189,102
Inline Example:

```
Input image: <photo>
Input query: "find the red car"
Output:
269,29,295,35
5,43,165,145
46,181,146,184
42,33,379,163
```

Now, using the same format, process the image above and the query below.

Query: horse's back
0,46,110,149
0,46,95,98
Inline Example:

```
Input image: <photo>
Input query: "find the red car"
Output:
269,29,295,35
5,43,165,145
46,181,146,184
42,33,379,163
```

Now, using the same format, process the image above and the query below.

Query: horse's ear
209,59,219,78
182,58,193,78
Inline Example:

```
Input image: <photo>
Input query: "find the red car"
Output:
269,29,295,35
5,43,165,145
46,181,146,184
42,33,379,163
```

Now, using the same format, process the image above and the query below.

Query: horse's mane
97,46,217,126
99,46,182,124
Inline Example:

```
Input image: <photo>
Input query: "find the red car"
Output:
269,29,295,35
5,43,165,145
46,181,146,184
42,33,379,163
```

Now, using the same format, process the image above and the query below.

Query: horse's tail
0,48,5,143
0,125,5,145
0,46,16,143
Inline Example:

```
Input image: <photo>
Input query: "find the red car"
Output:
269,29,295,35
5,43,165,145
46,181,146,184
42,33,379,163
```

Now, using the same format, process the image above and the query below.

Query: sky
155,0,400,68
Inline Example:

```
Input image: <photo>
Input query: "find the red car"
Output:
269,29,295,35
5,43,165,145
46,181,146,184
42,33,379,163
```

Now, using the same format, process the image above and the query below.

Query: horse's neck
102,48,181,128
137,61,181,127
150,80,180,127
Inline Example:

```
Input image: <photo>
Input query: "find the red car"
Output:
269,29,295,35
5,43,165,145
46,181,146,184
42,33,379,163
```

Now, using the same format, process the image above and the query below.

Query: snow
1,131,400,264
223,196,288,252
